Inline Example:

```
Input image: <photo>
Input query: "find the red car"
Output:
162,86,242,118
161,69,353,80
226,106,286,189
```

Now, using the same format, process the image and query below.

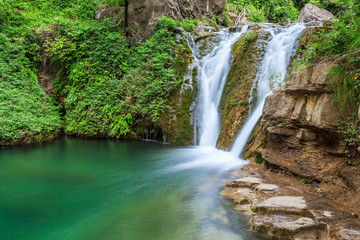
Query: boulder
298,4,335,23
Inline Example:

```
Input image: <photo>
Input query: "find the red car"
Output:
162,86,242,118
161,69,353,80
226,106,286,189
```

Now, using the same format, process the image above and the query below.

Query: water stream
193,26,249,147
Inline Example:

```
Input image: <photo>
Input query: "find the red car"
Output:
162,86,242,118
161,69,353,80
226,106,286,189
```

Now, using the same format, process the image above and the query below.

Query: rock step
227,177,263,188
254,196,314,218
251,214,326,239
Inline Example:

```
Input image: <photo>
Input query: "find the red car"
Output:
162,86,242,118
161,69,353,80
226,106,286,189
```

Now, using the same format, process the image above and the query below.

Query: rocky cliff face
128,0,225,43
258,61,346,179
242,25,360,220
244,27,357,180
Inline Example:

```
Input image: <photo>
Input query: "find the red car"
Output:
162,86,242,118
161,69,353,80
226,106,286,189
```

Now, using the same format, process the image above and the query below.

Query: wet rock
309,210,355,224
336,228,360,240
298,4,336,23
231,177,262,188
255,196,311,217
255,184,279,192
251,214,321,238
335,220,360,240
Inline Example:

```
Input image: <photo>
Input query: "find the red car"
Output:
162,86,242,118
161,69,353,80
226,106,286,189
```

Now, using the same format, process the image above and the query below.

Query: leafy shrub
0,33,62,144
294,0,359,113
226,0,299,22
157,16,197,32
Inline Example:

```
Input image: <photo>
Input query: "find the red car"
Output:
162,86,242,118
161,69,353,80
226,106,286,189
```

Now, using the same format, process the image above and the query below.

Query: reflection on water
0,137,266,240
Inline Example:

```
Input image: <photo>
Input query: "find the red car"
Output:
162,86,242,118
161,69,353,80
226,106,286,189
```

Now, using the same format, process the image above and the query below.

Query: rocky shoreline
221,163,360,239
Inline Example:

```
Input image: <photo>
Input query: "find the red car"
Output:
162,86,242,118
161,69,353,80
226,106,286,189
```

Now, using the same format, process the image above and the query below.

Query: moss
156,39,198,145
255,152,264,164
216,27,269,150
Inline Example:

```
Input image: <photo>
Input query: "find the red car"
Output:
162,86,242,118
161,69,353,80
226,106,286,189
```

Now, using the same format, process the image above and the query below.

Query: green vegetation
255,153,264,164
299,178,314,185
226,0,299,22
0,1,196,144
340,117,360,148
0,0,67,145
226,0,358,23
157,16,197,32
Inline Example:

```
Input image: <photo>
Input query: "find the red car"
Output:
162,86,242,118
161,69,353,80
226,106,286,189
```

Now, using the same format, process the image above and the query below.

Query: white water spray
230,23,306,157
190,26,249,147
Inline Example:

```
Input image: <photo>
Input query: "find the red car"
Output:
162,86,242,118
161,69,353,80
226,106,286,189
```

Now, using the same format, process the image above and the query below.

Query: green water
0,137,265,240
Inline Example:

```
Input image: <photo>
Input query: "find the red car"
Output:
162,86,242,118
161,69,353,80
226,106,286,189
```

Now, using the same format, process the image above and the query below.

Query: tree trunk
125,0,129,37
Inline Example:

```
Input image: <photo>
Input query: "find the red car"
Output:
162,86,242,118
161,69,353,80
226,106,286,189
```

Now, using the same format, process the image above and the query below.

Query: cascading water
230,23,306,157
189,26,249,147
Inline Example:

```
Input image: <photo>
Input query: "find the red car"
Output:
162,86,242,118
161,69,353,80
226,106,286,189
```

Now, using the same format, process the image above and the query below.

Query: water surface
0,137,266,240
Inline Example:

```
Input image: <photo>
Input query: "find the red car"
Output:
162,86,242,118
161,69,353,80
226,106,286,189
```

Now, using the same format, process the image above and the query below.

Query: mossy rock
156,39,198,146
216,26,270,150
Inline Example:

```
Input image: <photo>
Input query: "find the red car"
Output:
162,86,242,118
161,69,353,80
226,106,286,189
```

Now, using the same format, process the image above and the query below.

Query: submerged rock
298,4,336,23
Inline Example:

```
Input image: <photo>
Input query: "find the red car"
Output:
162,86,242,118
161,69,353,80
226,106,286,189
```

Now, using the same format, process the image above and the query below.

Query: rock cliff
244,27,358,181
128,0,225,43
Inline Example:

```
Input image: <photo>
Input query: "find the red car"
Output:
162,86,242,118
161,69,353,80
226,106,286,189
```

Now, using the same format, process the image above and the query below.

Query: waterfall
189,26,249,147
230,23,306,157
184,23,306,159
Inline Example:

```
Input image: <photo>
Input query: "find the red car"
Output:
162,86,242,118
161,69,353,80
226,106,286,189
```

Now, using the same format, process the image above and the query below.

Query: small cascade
230,23,306,157
186,26,249,147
